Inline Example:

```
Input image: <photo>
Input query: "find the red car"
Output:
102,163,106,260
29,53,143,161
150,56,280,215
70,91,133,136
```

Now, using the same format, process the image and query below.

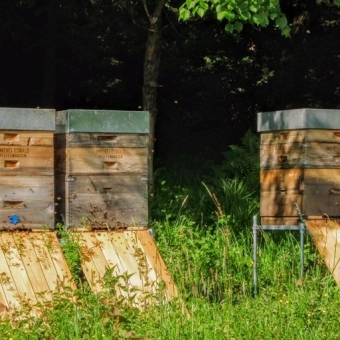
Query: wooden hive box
55,110,149,228
0,108,55,229
258,109,340,225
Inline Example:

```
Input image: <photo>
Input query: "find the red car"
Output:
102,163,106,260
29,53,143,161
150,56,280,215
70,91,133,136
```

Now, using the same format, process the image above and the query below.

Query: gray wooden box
55,110,149,228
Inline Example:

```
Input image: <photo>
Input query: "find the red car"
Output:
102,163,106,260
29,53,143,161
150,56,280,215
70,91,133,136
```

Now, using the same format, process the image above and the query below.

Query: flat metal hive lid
56,110,149,133
257,108,340,132
0,108,55,131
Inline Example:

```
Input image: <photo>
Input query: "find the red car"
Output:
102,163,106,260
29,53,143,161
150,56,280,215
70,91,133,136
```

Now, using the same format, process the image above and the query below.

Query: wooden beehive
0,108,55,229
258,108,340,225
55,110,149,228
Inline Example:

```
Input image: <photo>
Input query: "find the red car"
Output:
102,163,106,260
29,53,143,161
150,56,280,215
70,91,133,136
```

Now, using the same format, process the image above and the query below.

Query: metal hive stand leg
252,215,305,296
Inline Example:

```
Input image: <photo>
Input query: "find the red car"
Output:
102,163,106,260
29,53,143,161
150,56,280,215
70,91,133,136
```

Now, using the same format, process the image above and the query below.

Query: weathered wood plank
58,147,147,174
64,175,148,227
0,146,53,173
93,231,125,296
260,169,304,192
43,232,76,289
261,131,307,145
137,230,178,301
1,233,37,304
0,176,54,227
0,237,19,308
260,216,301,226
306,219,340,285
0,131,53,146
79,231,110,293
110,232,144,292
260,191,302,217
124,231,158,295
61,133,148,147
29,233,62,292
261,142,340,169
18,233,52,301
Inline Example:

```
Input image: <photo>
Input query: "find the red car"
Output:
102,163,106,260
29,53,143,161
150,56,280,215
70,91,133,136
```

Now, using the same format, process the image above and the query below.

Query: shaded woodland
1,0,340,168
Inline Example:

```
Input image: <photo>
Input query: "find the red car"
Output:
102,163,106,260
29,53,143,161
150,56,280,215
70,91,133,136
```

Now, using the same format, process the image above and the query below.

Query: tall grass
1,131,340,339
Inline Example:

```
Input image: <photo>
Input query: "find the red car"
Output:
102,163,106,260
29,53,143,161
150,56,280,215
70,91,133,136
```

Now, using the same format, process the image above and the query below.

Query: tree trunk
142,0,165,195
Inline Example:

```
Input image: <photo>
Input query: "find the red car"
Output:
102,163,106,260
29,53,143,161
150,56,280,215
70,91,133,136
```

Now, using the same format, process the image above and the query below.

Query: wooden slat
306,219,340,285
260,191,302,217
260,216,301,226
41,232,76,289
76,230,177,307
124,231,158,295
68,193,147,228
0,175,54,228
0,237,20,308
261,142,340,169
110,232,144,292
79,231,110,293
1,233,37,304
0,131,53,147
60,147,147,174
65,133,148,147
261,130,340,145
0,146,53,173
18,233,52,301
260,169,304,192
137,230,178,301
261,130,306,145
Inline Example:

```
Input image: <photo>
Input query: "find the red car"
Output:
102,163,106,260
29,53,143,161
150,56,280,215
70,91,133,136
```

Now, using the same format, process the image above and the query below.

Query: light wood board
75,229,177,307
306,219,340,285
0,231,75,314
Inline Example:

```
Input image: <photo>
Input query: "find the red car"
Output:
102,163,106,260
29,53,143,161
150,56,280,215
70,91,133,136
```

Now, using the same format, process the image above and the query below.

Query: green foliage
215,129,260,191
56,223,83,283
179,0,291,36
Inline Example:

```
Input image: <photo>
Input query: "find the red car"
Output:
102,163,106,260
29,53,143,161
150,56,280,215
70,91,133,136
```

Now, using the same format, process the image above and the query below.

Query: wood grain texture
0,175,54,228
137,230,178,301
260,216,301,226
59,175,147,227
0,231,75,314
57,147,147,174
261,169,304,192
306,219,340,286
261,129,340,145
0,146,53,174
63,133,148,147
76,230,178,307
0,131,53,147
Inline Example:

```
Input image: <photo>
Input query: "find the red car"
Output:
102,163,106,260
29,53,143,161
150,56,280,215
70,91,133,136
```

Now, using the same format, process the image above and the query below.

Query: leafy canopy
179,0,340,36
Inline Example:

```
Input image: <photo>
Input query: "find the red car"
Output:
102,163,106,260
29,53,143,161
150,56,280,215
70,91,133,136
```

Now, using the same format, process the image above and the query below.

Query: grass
1,132,340,338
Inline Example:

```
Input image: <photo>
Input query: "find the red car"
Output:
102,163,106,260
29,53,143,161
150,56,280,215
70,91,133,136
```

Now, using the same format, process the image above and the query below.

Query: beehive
55,110,149,228
0,108,55,229
258,108,340,225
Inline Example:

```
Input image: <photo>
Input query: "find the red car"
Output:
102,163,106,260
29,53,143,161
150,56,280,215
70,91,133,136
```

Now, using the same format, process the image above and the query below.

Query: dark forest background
1,0,340,169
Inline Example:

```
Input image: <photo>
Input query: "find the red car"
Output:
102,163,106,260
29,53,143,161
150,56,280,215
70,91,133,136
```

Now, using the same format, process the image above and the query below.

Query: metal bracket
253,209,305,295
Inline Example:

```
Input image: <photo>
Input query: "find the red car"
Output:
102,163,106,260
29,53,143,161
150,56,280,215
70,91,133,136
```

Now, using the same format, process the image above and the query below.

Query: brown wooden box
260,130,340,224
54,110,149,228
0,131,54,175
0,108,55,228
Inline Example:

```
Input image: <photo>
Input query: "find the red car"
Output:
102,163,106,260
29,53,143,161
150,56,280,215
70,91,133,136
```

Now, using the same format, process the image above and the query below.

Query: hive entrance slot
4,160,20,168
4,201,24,208
103,161,117,169
4,133,19,142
